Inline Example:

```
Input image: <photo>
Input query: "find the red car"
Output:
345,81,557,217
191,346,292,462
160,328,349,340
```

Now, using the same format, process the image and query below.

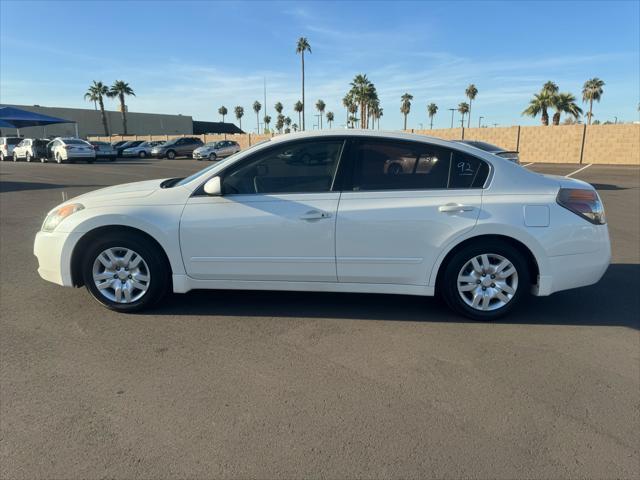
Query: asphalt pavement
1,158,638,479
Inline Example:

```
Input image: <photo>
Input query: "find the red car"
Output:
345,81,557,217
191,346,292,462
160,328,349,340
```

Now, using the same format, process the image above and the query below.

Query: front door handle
300,210,332,220
439,203,475,213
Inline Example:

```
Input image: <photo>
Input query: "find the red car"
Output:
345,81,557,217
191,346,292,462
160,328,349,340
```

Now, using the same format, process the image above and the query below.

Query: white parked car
0,136,23,161
122,141,164,158
48,137,96,163
193,140,241,161
12,138,50,162
33,131,610,319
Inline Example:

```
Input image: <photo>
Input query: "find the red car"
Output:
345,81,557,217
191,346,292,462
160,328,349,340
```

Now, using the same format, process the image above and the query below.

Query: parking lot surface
1,159,639,479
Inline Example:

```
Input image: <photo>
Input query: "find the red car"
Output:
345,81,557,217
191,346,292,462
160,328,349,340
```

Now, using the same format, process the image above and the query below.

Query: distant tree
85,81,110,136
292,122,299,132
592,119,601,125
582,77,605,125
274,101,284,116
253,101,262,133
315,99,326,129
108,81,135,135
542,81,559,95
427,103,438,129
348,103,358,128
342,94,354,126
400,93,413,130
522,91,553,125
276,113,285,133
465,84,478,128
375,107,383,129
218,105,228,122
284,116,292,133
234,106,244,131
457,102,470,127
263,115,272,132
293,100,304,129
296,37,311,130
326,111,334,128
551,93,582,125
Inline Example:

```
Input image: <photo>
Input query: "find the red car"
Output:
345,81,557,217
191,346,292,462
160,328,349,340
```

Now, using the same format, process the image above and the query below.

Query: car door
335,138,488,285
180,138,346,282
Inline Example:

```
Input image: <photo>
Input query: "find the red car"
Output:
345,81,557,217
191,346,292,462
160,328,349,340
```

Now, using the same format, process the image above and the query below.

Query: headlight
42,203,84,232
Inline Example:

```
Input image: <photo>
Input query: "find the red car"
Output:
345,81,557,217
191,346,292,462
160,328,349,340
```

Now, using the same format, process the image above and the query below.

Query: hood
70,179,166,205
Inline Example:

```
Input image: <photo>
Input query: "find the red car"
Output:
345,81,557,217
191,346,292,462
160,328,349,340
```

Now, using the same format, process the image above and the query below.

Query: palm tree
274,102,283,117
234,106,244,131
350,74,374,129
543,81,559,95
315,99,326,129
253,101,262,133
375,108,383,130
218,106,228,123
296,37,311,130
284,116,292,133
465,84,478,128
107,81,135,135
551,93,583,125
275,114,285,134
292,123,299,132
85,89,99,110
293,100,303,129
342,94,354,127
263,115,272,132
85,81,110,136
400,93,413,130
326,111,334,128
522,91,553,125
457,102,470,127
582,78,605,125
427,103,438,129
348,103,358,128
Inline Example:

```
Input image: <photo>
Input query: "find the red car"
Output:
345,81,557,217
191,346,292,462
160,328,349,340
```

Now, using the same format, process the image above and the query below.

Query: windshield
173,140,268,187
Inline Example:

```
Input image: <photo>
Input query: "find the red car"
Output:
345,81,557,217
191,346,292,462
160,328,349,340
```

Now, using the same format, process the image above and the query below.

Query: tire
40,156,47,163
166,150,176,160
12,154,18,162
208,153,217,161
139,151,147,158
440,240,529,320
25,153,32,162
81,231,171,312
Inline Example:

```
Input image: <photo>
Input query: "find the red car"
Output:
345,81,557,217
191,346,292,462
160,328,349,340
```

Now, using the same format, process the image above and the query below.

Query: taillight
557,188,606,225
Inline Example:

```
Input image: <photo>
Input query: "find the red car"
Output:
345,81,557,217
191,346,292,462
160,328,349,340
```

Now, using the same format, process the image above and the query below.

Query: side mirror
203,176,222,196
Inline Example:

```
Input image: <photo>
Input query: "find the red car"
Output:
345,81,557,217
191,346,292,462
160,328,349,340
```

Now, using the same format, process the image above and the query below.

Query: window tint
7,138,22,145
63,139,88,145
349,140,489,191
222,140,344,194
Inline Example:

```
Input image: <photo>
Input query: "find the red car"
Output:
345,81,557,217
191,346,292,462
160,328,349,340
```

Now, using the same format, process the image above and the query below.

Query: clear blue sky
1,0,638,131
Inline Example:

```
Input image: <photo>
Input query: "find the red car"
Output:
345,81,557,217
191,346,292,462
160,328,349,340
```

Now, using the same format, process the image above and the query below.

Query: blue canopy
0,106,74,128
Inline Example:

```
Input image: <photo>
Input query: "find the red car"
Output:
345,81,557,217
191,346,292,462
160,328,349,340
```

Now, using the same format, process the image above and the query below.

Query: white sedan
33,131,610,319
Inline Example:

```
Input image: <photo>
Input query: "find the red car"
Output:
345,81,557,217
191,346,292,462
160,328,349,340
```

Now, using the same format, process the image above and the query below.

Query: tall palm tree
218,106,228,122
427,103,438,129
326,111,334,128
465,84,478,128
522,91,553,125
542,81,559,95
350,74,374,129
292,123,299,132
234,106,244,131
296,37,311,130
375,108,383,130
85,81,110,136
348,103,358,128
342,94,354,126
85,90,99,110
457,102,470,127
400,93,413,130
315,99,326,129
293,100,303,129
253,101,262,133
263,115,272,132
274,102,283,116
107,80,135,135
275,114,285,133
582,78,605,125
551,93,583,125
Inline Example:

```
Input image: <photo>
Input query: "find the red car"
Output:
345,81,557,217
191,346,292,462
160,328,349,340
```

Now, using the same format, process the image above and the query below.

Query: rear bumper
534,231,611,296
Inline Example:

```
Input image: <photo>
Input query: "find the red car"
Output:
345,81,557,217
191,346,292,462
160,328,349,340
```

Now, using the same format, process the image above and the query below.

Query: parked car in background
0,137,23,161
12,138,50,162
111,141,128,149
115,140,145,157
455,140,520,164
193,140,241,161
47,138,96,163
122,141,164,158
150,137,203,159
34,130,609,319
89,141,117,161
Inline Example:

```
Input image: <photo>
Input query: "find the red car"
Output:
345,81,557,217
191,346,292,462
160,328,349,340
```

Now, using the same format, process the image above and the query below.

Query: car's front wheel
208,153,217,161
81,232,171,312
139,151,146,158
166,150,176,160
440,240,528,320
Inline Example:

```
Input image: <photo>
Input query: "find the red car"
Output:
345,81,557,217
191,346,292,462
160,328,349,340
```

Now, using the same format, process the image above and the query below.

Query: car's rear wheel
139,151,146,158
166,150,176,160
12,154,18,162
81,232,170,312
440,240,528,320
25,153,32,162
208,153,217,161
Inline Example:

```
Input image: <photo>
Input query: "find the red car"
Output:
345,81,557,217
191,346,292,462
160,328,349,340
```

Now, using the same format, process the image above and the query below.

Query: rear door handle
439,203,475,213
300,210,332,220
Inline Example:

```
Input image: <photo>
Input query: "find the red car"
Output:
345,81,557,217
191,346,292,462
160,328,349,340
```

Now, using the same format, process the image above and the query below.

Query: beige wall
89,124,640,165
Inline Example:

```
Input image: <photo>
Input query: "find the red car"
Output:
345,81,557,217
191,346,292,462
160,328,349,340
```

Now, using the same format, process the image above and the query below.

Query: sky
1,0,638,131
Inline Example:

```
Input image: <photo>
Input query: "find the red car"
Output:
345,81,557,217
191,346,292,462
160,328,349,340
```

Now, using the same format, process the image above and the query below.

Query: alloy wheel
92,247,151,304
456,253,518,311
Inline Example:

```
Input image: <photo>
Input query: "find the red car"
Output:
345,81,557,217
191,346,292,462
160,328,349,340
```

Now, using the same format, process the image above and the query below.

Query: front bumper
34,230,83,287
193,151,212,159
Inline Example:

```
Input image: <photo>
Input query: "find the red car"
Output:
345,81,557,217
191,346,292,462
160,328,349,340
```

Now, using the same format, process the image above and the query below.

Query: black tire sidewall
441,240,529,320
167,150,176,159
209,153,217,161
81,232,171,312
